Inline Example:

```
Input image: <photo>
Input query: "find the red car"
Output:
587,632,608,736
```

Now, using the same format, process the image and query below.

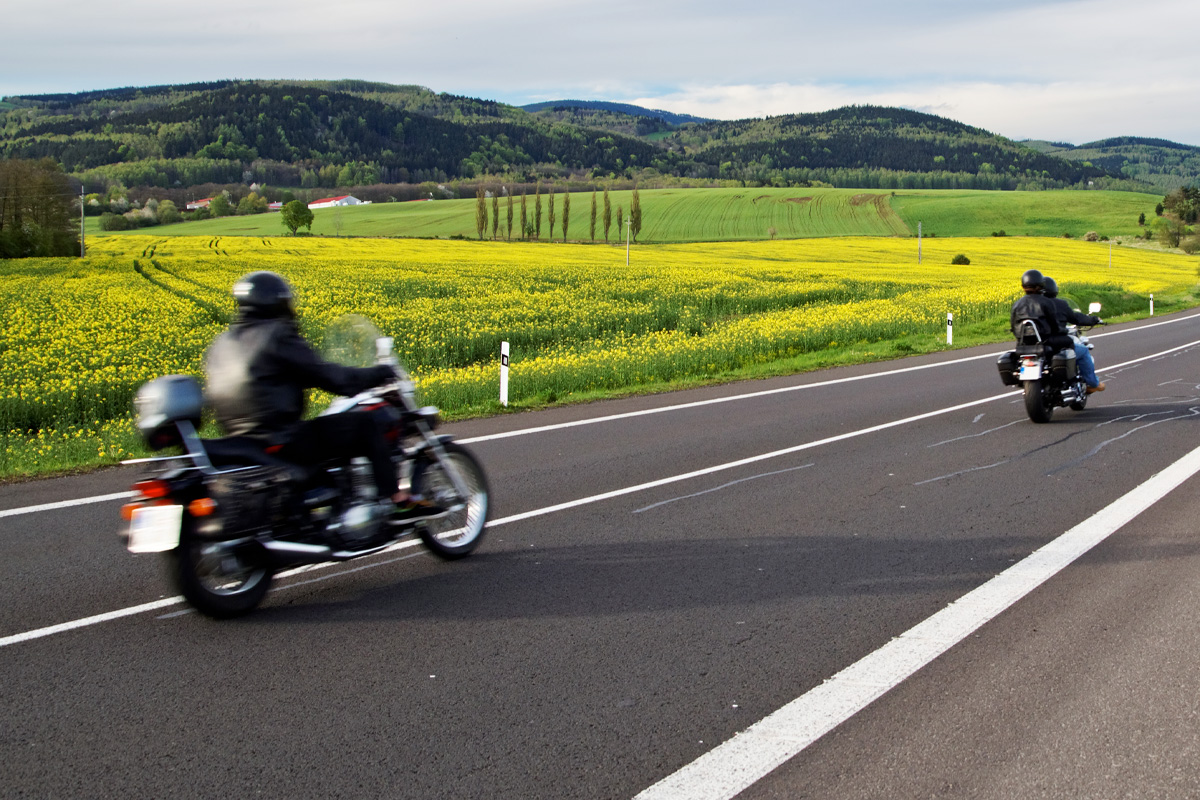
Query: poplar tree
475,185,487,240
491,190,499,240
506,192,514,240
630,185,642,242
534,181,542,240
590,189,597,241
547,185,556,241
520,190,528,240
562,190,570,242
602,187,612,242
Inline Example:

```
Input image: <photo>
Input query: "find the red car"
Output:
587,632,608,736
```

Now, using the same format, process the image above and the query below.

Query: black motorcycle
119,319,489,618
996,304,1102,423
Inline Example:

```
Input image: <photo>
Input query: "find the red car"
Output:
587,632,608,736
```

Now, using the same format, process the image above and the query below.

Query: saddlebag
1051,349,1077,381
996,352,1020,386
204,466,295,538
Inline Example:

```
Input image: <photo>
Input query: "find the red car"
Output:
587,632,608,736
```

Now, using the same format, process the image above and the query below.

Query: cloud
2,0,1198,145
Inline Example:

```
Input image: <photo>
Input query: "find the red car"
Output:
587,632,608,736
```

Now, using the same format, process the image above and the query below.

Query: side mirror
1088,302,1102,314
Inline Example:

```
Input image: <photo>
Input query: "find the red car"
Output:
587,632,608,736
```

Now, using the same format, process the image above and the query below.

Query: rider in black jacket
1010,269,1073,352
1043,276,1106,393
205,271,402,505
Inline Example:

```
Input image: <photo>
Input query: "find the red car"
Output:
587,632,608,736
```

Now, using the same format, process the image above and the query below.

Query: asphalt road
3,310,1200,799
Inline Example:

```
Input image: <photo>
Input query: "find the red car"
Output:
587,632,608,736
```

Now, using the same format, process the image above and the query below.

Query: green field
89,187,1165,243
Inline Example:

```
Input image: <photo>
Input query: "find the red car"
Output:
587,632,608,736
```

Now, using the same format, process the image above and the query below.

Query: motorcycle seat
204,436,309,483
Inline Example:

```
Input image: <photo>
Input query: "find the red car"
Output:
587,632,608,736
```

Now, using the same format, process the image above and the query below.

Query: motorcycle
997,302,1103,423
118,317,489,618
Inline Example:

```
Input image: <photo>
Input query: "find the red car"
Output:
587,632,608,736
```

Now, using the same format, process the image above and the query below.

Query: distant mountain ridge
2,80,1191,193
521,100,711,127
1021,137,1200,191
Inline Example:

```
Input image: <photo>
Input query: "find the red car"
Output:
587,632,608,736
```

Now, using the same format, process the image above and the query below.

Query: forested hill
1022,137,1200,192
0,80,1132,193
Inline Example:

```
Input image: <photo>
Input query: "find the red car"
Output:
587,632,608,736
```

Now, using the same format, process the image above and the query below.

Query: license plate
128,504,183,553
1019,361,1042,380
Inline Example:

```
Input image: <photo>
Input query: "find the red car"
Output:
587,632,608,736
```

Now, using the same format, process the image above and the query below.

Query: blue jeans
1074,342,1099,387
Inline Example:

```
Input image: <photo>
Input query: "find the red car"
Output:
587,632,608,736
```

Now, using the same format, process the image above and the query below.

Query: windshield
321,314,383,368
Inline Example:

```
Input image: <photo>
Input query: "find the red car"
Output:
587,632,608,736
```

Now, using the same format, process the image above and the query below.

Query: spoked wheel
168,528,272,618
1023,379,1054,423
1069,381,1089,411
415,442,490,560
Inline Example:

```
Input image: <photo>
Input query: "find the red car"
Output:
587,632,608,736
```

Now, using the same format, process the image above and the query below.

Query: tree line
475,183,642,244
0,158,79,258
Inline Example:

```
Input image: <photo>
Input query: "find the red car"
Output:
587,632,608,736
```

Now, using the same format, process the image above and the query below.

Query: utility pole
917,221,922,264
79,189,85,258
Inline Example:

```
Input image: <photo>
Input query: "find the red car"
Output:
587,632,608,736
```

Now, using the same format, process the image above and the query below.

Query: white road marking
0,491,134,519
2,334,1198,647
633,442,1200,800
4,321,1199,521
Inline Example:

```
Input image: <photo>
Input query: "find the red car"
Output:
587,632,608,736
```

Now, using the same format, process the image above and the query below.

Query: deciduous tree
0,158,80,258
547,186,556,241
280,200,313,235
630,184,642,241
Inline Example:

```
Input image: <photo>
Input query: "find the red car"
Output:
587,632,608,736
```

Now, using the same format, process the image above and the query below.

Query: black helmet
233,271,294,317
1020,269,1045,292
1042,277,1059,298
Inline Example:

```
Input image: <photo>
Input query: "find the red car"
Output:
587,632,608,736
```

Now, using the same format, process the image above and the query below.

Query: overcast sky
6,0,1199,146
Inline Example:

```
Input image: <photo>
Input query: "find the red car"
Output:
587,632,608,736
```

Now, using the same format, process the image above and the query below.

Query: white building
307,195,370,210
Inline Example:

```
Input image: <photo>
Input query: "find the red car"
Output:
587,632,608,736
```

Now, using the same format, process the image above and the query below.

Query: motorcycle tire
167,524,273,619
1023,379,1054,423
414,441,490,560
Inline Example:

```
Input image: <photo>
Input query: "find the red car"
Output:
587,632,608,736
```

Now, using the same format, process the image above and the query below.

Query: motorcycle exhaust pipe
259,539,333,566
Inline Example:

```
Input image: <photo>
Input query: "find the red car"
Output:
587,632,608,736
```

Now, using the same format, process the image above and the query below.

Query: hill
0,81,1132,196
521,100,710,137
1022,137,1200,191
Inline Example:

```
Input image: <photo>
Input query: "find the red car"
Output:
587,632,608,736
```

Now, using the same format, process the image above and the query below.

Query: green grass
89,187,1165,243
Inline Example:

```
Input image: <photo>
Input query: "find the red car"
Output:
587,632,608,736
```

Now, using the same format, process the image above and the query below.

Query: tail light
132,478,171,499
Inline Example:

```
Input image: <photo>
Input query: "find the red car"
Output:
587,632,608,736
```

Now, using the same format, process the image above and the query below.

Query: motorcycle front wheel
168,525,273,619
415,442,490,560
1023,379,1054,423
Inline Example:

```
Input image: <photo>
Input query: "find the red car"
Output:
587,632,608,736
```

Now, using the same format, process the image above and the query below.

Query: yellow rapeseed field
2,234,1195,476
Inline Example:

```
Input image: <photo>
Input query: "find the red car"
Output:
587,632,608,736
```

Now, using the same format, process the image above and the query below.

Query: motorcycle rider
1043,276,1106,394
1010,269,1073,352
204,271,425,520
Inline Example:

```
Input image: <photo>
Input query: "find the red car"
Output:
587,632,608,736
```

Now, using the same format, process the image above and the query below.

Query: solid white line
483,392,1017,528
5,319,1198,521
0,491,134,519
0,391,1016,648
455,312,1199,446
2,334,1197,647
633,443,1200,800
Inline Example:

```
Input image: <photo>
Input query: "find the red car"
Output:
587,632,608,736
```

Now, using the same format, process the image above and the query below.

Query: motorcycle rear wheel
168,526,273,618
415,442,490,560
1023,379,1054,423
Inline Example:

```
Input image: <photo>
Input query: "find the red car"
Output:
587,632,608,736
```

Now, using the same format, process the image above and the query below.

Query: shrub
1084,231,1099,242
98,212,130,231
991,230,1007,237
951,254,970,265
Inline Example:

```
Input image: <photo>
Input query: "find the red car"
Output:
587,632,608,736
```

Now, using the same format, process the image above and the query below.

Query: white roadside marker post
1150,294,1154,316
500,341,510,407
947,312,953,345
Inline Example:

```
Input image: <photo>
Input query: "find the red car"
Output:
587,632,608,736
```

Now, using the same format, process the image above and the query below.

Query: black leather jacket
1011,292,1073,350
205,311,393,444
